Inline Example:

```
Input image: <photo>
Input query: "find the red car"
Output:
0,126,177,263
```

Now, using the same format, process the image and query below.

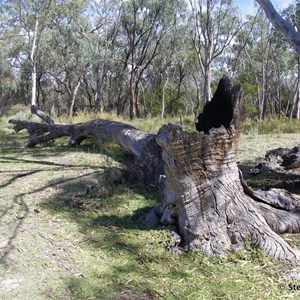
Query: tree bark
156,123,300,262
68,78,82,122
155,77,300,263
9,77,300,264
29,13,39,107
31,105,54,124
161,75,169,120
129,70,137,120
256,0,300,55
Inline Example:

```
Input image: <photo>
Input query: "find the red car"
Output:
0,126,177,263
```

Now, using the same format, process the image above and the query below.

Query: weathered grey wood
154,78,300,263
9,119,146,153
240,171,300,212
251,145,300,174
31,105,55,124
156,122,300,263
8,118,163,184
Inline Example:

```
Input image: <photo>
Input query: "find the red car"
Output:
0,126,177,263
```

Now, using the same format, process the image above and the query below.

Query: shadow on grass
40,166,160,230
65,271,157,300
0,169,103,269
0,194,29,268
0,123,173,300
39,166,170,299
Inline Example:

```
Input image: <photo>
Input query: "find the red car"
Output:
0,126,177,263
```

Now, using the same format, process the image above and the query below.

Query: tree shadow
39,168,172,299
40,166,160,231
0,156,103,190
64,263,157,300
0,194,29,268
0,125,171,298
0,145,110,271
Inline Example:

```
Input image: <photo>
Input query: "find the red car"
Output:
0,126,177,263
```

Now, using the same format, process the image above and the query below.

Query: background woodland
1,0,300,121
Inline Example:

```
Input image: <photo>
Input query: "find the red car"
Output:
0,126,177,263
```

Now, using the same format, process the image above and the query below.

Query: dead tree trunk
9,117,163,185
9,77,300,264
157,124,300,261
251,145,300,175
155,77,300,263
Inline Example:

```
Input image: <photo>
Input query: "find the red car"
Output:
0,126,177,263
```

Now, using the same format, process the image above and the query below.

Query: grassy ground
1,115,300,299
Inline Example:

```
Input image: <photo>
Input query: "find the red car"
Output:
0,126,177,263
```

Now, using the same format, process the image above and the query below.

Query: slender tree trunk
161,75,169,120
94,66,106,113
290,64,300,120
290,58,300,120
276,60,282,117
68,79,81,122
94,77,103,113
259,56,265,121
130,70,137,120
192,75,201,121
31,63,37,107
296,90,300,120
203,64,212,104
296,58,300,120
30,14,39,107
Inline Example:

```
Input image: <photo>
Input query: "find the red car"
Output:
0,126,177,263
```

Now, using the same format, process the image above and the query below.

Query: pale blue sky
234,0,294,17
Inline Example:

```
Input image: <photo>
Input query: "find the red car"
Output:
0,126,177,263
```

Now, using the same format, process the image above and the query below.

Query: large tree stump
9,77,300,264
156,124,300,262
155,77,300,263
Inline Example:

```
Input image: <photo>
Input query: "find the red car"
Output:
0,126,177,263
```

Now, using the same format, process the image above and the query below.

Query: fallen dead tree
9,77,300,264
9,116,163,185
251,146,300,175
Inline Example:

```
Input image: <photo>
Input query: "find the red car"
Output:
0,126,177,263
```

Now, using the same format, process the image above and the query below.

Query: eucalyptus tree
135,0,190,118
231,4,299,120
256,0,300,55
44,0,96,120
267,24,296,118
223,10,276,120
280,2,300,120
120,0,170,119
0,2,20,112
189,0,244,104
249,11,272,120
83,0,123,113
6,0,57,107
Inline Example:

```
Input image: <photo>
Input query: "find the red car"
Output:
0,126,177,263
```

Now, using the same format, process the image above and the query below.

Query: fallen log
251,145,300,175
9,76,300,264
8,118,163,184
